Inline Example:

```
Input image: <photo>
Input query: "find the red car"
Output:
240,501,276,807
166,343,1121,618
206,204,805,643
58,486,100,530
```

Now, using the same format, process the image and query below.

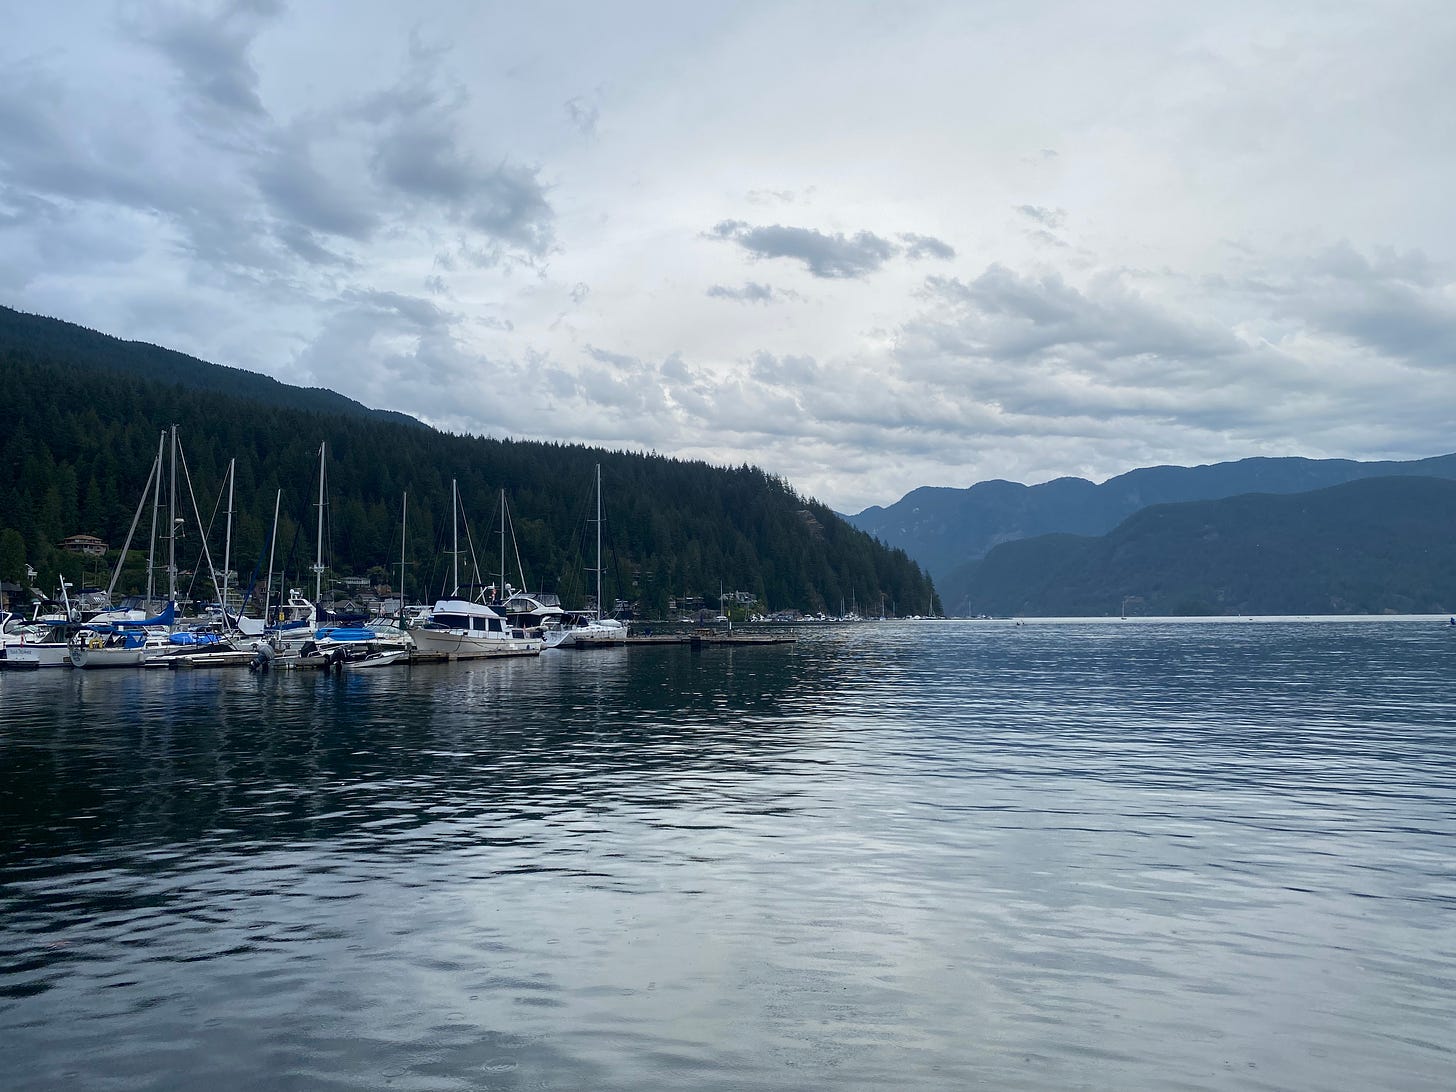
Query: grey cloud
860,251,1456,491
2,48,325,283
463,166,554,251
573,346,674,418
900,233,956,261
371,122,475,202
750,351,821,384
1316,286,1456,363
274,223,352,267
294,291,473,412
1028,229,1069,249
565,97,598,136
133,3,278,122
746,187,814,205
921,265,1242,363
256,131,379,241
585,346,638,370
0,184,60,228
343,288,453,330
1306,241,1437,287
711,220,897,278
0,70,179,212
1269,243,1456,367
1016,205,1065,229
365,81,554,256
706,282,790,304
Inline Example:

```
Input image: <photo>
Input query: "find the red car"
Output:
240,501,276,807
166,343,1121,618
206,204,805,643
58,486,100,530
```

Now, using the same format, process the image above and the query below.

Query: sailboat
70,427,184,668
489,489,566,636
85,430,174,625
543,464,627,649
5,580,92,668
407,479,543,660
258,446,327,659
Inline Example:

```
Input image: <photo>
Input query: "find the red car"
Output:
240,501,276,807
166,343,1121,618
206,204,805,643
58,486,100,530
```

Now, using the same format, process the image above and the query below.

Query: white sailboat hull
69,644,148,669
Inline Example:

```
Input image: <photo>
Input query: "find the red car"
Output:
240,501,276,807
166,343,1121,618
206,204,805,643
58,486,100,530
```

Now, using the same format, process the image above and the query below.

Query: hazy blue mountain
848,452,1456,586
943,476,1456,617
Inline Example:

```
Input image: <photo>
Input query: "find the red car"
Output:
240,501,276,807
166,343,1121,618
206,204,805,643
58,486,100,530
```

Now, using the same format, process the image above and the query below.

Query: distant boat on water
407,479,543,659
544,464,627,649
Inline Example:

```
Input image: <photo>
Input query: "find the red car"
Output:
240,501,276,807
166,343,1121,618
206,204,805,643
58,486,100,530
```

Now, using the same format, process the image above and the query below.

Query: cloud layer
3,1,1454,512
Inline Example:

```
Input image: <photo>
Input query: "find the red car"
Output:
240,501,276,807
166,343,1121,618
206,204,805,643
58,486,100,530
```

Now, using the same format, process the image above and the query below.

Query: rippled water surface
3,620,1454,1090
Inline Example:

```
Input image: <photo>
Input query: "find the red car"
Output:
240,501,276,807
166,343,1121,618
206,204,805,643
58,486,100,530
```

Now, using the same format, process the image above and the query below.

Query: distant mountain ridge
848,452,1456,587
0,305,423,429
945,476,1456,617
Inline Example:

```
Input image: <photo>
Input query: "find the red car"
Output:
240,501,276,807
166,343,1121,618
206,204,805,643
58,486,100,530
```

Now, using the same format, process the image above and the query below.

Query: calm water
2,620,1453,1090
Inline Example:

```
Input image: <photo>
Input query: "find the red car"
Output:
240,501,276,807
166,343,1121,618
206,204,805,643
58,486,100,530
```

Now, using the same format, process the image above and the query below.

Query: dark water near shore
3,619,1453,1090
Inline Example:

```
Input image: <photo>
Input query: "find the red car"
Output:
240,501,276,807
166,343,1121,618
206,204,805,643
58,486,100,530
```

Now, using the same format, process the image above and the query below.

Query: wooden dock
412,647,541,662
622,632,796,647
691,633,796,646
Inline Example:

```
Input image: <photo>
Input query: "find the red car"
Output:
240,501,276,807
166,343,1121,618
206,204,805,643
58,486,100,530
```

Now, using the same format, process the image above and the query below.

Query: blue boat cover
316,626,378,642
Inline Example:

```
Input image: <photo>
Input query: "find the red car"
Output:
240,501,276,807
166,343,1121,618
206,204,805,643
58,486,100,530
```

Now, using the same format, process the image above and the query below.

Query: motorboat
409,598,542,659
496,588,565,636
2,619,83,669
543,613,628,648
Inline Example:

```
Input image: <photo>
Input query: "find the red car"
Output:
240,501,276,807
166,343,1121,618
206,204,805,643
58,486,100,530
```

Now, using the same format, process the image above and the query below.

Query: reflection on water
3,621,1454,1090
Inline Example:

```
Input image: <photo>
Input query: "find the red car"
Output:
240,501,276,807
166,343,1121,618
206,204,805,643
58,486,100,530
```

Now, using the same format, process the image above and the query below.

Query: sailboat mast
595,463,602,621
222,457,234,622
168,424,178,605
399,491,408,621
499,488,505,597
107,442,159,603
147,431,163,604
451,478,459,596
313,442,326,608
264,489,281,625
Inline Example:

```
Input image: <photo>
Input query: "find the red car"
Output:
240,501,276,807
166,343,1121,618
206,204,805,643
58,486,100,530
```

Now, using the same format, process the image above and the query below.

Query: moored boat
67,603,178,669
2,621,85,669
544,464,628,649
407,478,543,659
409,598,542,659
543,613,628,648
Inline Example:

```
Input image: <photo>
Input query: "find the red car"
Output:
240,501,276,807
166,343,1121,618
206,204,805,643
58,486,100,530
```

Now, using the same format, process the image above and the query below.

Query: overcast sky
4,1,1454,512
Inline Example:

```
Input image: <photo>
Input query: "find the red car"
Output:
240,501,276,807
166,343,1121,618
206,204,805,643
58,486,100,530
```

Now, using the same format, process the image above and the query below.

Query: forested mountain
944,477,1456,617
0,305,422,429
848,451,1456,587
0,307,937,618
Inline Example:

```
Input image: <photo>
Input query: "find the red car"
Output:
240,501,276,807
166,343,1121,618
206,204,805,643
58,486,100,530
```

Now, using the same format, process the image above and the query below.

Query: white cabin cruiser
409,598,542,659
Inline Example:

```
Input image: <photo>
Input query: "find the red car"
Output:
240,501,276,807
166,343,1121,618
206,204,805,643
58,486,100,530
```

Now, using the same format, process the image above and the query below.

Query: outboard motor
250,640,275,674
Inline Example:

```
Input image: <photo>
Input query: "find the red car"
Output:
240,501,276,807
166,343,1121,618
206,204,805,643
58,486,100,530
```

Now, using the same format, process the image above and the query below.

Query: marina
1,438,801,676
